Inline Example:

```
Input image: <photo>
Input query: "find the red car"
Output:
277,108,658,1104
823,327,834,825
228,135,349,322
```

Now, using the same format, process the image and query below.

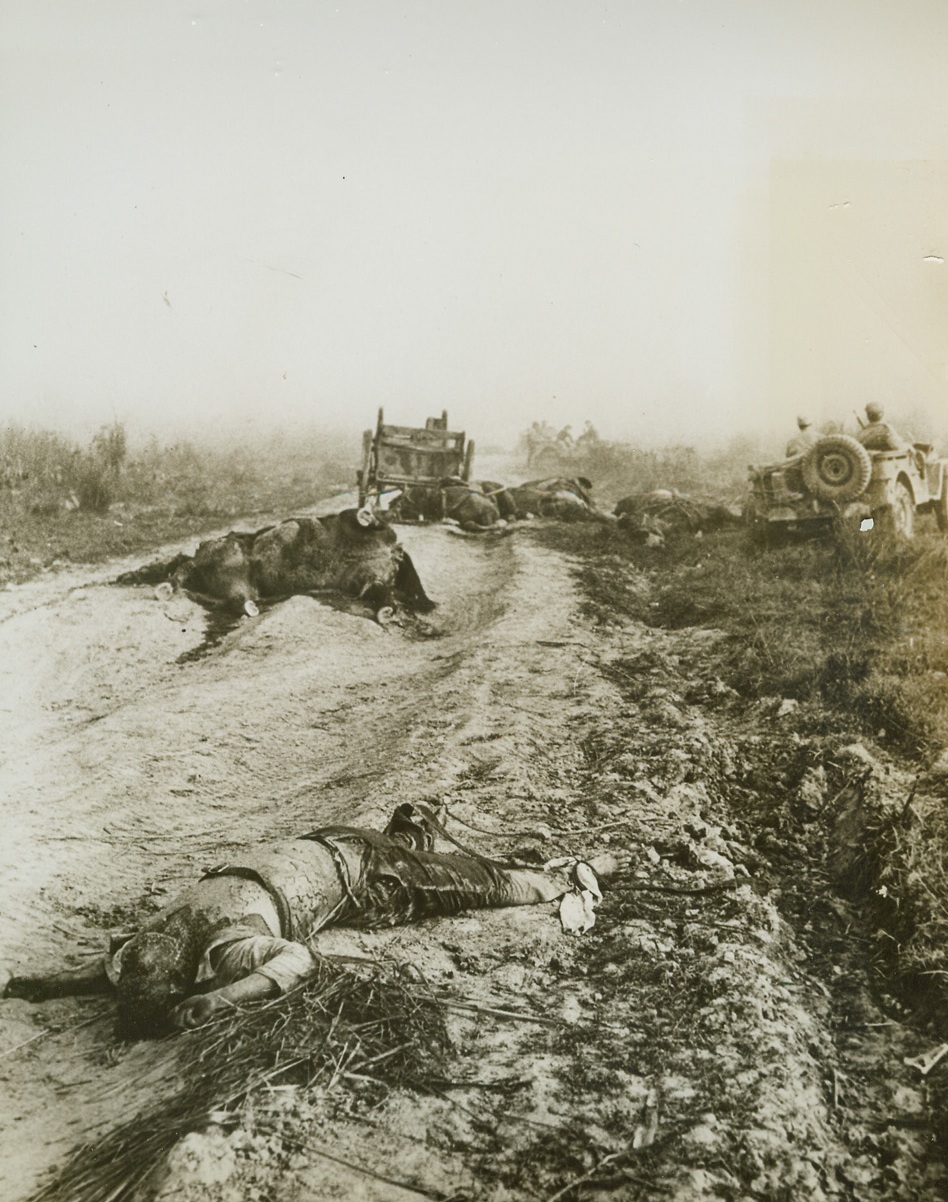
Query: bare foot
586,850,634,880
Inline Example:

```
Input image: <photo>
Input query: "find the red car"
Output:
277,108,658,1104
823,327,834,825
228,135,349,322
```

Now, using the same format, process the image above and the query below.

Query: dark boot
384,802,437,851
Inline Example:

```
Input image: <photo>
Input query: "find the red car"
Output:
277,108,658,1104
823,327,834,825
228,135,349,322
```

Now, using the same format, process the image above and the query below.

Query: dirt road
0,515,942,1201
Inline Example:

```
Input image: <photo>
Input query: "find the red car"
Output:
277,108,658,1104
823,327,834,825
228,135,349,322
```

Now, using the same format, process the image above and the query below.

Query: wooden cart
357,408,475,507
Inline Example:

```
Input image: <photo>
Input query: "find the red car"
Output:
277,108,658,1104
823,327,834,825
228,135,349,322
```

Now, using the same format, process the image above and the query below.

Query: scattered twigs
0,1008,109,1060
433,995,564,1028
276,1131,446,1199
625,877,740,896
546,1150,635,1202
29,960,452,1202
545,1095,658,1201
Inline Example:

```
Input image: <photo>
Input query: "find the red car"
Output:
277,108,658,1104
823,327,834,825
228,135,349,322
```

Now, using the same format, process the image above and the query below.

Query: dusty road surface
0,512,943,1201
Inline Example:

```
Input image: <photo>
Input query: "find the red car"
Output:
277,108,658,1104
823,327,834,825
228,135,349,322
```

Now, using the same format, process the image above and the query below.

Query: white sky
2,1,946,450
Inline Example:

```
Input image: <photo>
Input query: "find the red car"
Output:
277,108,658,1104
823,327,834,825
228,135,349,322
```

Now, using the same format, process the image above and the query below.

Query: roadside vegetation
536,512,948,1032
528,435,756,507
0,421,355,586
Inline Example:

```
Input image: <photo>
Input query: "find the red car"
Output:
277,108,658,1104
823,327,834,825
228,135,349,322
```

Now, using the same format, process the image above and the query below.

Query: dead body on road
4,807,628,1038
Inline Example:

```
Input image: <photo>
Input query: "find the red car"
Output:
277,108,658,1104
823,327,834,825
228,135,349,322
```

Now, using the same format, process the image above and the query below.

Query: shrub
91,420,128,473
71,451,114,513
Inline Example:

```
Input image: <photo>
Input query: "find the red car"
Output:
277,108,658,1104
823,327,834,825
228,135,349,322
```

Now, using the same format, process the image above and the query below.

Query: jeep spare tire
801,435,872,502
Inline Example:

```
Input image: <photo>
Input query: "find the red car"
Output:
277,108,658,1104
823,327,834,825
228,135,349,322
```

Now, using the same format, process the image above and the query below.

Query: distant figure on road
856,403,907,452
525,421,547,466
556,425,574,448
3,805,629,1038
785,416,817,459
577,421,600,447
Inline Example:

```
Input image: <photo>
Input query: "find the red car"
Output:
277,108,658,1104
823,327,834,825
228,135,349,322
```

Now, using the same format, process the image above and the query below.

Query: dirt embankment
0,519,944,1201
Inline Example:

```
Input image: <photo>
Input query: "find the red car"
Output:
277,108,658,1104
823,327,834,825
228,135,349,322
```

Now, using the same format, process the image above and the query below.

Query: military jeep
745,434,948,542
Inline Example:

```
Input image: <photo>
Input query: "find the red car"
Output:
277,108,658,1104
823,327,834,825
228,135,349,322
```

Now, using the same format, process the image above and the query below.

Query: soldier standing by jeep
856,403,907,452
785,416,817,458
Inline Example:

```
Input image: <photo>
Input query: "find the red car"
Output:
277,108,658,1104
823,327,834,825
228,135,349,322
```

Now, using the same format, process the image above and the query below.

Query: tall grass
0,421,358,584
578,520,948,756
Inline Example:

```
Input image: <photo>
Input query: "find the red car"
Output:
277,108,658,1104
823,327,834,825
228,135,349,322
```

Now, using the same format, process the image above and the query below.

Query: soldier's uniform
856,420,906,452
785,429,817,458
108,825,570,998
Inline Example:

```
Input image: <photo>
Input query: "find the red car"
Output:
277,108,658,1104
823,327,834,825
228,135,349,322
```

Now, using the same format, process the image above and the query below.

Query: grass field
0,422,356,586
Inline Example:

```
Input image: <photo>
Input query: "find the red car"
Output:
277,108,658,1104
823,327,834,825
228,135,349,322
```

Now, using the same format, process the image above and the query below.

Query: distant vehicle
744,434,948,542
357,409,475,508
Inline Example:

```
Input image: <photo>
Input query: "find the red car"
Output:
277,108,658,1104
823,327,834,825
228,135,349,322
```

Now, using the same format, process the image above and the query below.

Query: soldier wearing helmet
785,415,817,459
856,403,906,452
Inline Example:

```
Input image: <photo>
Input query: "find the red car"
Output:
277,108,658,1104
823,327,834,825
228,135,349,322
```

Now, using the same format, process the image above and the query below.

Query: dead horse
116,508,434,620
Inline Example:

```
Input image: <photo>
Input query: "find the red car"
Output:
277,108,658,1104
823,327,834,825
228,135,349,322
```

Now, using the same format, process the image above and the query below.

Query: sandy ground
0,501,943,1201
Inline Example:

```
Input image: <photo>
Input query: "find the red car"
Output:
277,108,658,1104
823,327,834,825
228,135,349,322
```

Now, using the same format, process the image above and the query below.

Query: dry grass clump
31,959,450,1202
822,533,948,756
0,421,128,514
579,435,758,503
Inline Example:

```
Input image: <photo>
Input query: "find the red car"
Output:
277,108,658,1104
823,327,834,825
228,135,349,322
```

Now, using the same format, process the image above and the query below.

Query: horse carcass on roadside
116,508,433,620
614,491,739,542
507,477,603,521
393,478,517,531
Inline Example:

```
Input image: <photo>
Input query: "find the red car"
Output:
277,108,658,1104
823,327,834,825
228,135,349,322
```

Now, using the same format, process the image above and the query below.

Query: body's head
865,402,885,423
114,910,203,1038
796,415,812,431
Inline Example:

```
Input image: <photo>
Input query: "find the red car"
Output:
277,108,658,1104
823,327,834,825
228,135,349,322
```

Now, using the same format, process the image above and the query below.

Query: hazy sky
2,1,946,449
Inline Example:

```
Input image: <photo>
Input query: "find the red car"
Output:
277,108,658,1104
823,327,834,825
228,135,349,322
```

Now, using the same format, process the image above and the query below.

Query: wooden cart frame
357,408,475,507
